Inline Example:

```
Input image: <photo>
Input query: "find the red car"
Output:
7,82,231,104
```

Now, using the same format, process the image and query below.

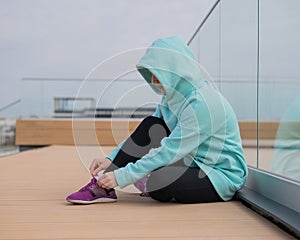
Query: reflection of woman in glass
271,97,300,181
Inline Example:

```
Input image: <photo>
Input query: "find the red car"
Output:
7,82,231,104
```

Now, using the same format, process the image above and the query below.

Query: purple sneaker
134,175,150,197
66,177,117,204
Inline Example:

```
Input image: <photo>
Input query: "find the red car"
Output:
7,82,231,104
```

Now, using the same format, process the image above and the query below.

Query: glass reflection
271,97,300,181
259,0,300,182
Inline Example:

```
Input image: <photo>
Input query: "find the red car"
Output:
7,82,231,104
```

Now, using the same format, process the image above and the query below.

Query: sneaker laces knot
79,177,97,191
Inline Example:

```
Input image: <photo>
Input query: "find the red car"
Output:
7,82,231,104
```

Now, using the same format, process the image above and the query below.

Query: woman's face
151,74,166,94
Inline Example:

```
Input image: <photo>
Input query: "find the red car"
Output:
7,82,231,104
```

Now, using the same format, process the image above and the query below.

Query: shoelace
79,178,97,192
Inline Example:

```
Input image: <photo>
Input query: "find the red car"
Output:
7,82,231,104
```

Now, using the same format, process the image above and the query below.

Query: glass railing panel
189,0,259,168
220,0,258,168
20,74,160,119
188,2,221,87
21,78,83,118
259,0,300,182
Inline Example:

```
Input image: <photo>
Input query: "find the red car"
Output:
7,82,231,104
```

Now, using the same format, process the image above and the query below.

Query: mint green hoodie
108,36,248,201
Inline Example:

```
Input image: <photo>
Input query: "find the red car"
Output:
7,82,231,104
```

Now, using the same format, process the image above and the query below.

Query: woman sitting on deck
66,36,248,204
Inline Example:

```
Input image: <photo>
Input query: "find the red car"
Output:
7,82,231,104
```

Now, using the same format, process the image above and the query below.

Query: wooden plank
16,119,282,146
0,146,294,239
239,121,279,140
16,119,140,146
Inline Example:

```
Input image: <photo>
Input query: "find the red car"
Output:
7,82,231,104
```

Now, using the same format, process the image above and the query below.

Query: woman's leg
66,116,170,204
104,116,170,173
147,164,223,204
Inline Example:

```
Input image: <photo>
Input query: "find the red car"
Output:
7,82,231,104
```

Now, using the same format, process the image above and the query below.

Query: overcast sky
0,0,215,114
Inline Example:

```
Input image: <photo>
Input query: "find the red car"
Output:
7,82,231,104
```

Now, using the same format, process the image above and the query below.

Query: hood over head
136,36,206,103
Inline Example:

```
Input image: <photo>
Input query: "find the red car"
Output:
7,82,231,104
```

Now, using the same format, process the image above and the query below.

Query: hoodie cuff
114,168,133,189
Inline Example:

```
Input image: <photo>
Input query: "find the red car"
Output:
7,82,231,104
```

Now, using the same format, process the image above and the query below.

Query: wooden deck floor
0,146,294,239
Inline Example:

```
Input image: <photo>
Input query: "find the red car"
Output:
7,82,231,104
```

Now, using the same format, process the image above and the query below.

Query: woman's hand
98,172,118,189
89,158,111,176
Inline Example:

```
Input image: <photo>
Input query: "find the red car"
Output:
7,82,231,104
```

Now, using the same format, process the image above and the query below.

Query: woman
66,36,248,204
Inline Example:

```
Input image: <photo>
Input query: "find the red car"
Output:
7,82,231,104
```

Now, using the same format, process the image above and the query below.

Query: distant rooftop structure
53,97,96,118
0,118,19,157
53,97,155,118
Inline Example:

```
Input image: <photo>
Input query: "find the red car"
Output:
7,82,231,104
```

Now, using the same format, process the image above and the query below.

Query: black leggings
105,116,223,204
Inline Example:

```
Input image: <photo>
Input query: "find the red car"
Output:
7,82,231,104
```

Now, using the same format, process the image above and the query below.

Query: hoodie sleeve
114,99,208,188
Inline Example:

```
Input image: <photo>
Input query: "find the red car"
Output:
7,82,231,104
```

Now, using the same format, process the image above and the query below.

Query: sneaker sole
67,198,117,204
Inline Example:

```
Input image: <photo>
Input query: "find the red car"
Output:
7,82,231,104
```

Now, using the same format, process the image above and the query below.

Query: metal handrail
22,77,143,82
187,0,221,45
0,99,21,113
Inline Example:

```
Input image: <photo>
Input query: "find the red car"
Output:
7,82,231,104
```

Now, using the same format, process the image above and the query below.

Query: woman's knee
147,173,173,202
148,190,172,202
138,117,170,147
140,116,162,126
